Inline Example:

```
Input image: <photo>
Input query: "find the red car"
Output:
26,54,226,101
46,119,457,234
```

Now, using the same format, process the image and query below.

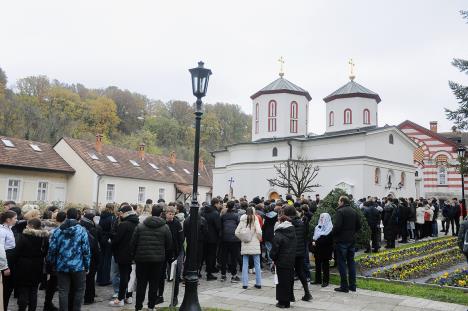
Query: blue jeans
335,242,356,290
110,257,120,294
431,221,438,237
264,242,273,264
242,255,261,287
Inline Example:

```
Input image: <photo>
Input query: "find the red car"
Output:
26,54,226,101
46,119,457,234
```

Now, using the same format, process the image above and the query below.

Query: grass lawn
329,274,468,305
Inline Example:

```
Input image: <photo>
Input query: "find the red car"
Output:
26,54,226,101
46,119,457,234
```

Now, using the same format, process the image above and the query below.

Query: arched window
389,134,394,144
255,103,259,134
329,111,334,126
290,101,298,133
344,109,352,124
436,154,448,165
400,172,405,186
268,100,277,132
375,167,380,184
363,109,370,124
272,147,278,157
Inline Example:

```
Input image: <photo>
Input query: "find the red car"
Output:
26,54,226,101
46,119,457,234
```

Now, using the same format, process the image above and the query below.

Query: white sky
1,0,467,134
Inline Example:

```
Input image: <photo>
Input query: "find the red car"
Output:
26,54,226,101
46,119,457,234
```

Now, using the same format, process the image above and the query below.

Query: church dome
323,80,381,103
250,77,312,101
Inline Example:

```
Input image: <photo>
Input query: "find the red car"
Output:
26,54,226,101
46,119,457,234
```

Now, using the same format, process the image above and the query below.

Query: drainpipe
95,175,102,210
287,140,292,194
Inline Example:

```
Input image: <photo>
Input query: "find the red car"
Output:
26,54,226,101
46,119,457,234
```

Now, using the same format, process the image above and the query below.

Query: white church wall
325,97,378,133
252,93,308,141
364,129,416,166
301,135,365,159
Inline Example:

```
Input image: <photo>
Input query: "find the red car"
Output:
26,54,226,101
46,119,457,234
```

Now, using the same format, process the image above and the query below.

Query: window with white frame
363,109,370,124
106,184,115,202
268,100,277,132
37,181,48,201
329,111,334,126
138,187,146,203
290,101,298,133
7,179,20,201
344,109,352,124
437,166,447,186
158,188,165,200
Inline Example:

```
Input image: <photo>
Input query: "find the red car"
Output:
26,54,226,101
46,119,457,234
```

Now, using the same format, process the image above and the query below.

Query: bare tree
267,156,320,198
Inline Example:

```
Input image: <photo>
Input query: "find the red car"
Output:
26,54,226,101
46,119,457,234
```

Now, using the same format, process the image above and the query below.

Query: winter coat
432,203,440,222
130,216,172,263
111,213,139,265
221,210,240,242
398,203,411,223
270,221,296,269
312,232,333,261
47,219,90,273
166,219,184,259
383,204,399,239
80,217,103,268
423,206,434,222
99,211,115,241
408,203,417,222
458,217,468,251
449,203,461,219
262,211,278,242
200,205,221,244
442,204,450,218
14,228,49,286
235,214,262,255
332,204,361,243
184,214,208,243
291,216,306,258
416,206,425,224
363,203,381,228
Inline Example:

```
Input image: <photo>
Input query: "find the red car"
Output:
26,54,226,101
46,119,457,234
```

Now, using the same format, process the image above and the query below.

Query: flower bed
432,268,468,288
371,247,464,280
358,237,457,270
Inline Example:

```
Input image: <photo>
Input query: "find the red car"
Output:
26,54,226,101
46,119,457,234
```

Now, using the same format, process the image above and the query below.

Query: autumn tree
267,157,320,197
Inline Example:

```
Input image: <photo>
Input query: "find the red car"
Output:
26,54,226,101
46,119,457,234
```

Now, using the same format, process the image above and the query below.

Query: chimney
170,151,176,164
138,143,145,160
95,134,103,153
199,158,205,171
430,121,438,133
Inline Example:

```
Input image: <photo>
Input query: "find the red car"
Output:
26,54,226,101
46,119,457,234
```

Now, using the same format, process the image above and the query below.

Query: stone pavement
8,273,466,311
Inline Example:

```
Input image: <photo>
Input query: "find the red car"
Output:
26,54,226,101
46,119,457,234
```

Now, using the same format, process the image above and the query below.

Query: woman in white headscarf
311,213,333,287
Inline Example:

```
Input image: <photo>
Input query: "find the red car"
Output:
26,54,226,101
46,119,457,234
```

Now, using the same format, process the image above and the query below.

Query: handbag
237,225,254,243
272,266,279,285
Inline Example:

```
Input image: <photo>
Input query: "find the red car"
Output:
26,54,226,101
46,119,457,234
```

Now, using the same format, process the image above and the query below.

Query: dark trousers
2,273,14,311
203,243,217,274
45,274,57,307
221,241,240,276
292,256,310,296
368,226,381,251
135,262,162,310
57,271,86,311
314,257,330,284
17,285,39,311
117,264,132,301
96,242,112,285
335,242,356,291
158,257,172,298
400,222,408,242
416,223,424,239
454,217,460,235
84,266,96,303
276,267,294,307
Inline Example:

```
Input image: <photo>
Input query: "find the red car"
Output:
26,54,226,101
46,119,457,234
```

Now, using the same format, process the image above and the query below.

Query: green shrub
309,188,371,250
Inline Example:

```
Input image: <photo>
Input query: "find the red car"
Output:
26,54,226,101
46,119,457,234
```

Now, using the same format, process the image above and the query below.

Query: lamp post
457,143,466,208
180,61,212,311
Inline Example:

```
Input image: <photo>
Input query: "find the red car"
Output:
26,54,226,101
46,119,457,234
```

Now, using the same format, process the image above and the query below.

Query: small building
54,136,212,207
0,136,75,204
398,120,466,199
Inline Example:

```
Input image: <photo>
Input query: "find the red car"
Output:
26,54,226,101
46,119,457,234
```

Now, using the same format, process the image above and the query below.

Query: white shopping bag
274,273,279,285
169,259,177,281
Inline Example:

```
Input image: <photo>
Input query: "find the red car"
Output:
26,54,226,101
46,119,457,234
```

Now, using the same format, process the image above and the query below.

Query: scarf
313,213,333,241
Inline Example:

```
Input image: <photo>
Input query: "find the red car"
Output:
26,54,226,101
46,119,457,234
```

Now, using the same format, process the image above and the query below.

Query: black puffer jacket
270,222,296,269
291,216,306,258
167,219,184,259
200,205,221,244
332,204,361,243
408,203,417,222
221,210,240,242
363,203,381,228
262,211,278,242
131,216,172,263
383,204,399,239
111,214,139,265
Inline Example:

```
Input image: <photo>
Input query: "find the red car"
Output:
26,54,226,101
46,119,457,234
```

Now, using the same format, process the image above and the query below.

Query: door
269,191,279,200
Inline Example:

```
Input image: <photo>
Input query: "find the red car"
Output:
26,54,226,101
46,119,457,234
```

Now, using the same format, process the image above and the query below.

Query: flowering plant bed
432,268,468,288
371,247,464,280
358,237,457,270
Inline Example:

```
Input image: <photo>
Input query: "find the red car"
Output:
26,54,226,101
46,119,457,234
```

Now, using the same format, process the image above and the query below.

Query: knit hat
119,205,132,213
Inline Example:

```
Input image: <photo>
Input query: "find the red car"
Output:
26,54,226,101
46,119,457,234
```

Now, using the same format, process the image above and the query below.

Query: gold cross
278,56,285,77
348,58,356,80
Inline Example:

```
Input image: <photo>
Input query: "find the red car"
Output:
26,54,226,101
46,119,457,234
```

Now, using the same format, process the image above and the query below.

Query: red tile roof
0,136,75,174
60,137,212,188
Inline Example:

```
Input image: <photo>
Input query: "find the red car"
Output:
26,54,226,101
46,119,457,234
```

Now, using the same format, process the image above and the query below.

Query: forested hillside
0,67,252,163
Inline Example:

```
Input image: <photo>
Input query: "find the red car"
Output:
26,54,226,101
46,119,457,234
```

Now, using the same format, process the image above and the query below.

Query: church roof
323,80,381,103
250,77,312,101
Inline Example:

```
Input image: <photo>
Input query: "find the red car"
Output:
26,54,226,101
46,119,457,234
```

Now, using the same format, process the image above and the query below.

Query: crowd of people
0,191,466,311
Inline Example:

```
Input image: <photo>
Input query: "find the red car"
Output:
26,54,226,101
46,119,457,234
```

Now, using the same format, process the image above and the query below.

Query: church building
212,67,418,200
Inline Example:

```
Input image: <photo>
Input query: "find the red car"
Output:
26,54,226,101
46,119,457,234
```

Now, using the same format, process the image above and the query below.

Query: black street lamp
180,61,212,311
457,143,466,206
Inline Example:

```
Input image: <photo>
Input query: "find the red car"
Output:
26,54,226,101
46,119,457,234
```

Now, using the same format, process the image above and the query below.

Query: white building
213,73,418,200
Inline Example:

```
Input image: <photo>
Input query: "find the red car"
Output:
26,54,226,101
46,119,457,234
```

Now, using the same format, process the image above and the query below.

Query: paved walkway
10,273,466,311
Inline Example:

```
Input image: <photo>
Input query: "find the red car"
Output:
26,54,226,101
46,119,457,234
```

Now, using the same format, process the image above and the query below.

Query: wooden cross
228,177,235,188
278,56,285,77
348,58,355,80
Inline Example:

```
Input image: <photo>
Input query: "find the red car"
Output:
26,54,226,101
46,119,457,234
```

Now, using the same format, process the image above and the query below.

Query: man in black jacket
363,200,381,253
200,198,222,280
220,201,241,283
398,198,410,244
333,196,361,293
130,205,172,311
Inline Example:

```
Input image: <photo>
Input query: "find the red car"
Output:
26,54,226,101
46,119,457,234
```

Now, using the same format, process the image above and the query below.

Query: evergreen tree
445,11,468,129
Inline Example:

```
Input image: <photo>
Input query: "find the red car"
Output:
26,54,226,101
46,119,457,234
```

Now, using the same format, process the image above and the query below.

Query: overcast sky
1,0,467,134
